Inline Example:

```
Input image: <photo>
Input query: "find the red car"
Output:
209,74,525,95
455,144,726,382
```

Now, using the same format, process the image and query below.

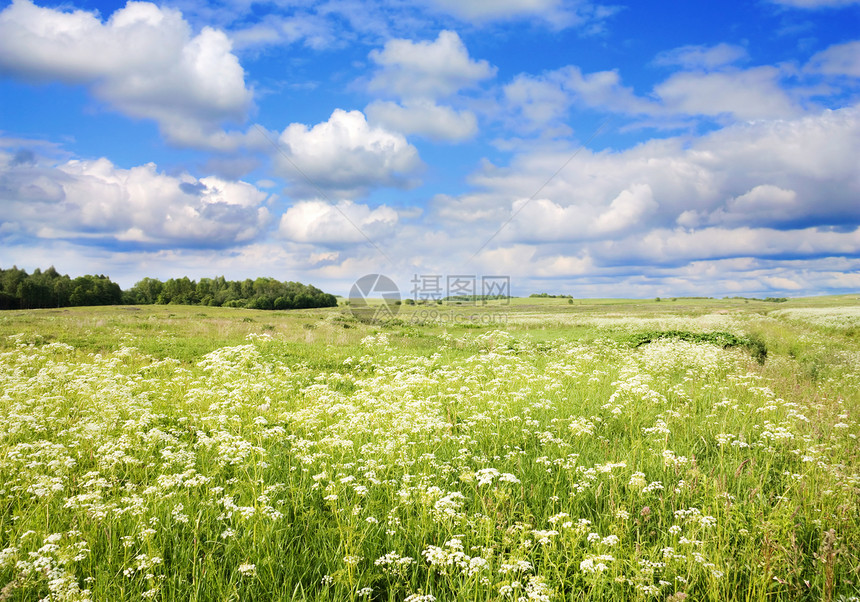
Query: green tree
159,277,198,305
69,275,121,306
128,278,164,305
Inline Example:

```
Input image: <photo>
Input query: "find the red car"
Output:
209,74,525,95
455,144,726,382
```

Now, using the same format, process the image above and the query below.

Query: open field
0,297,858,601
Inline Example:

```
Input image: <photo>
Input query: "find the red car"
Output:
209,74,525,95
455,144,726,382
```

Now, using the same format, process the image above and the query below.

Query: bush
631,330,768,364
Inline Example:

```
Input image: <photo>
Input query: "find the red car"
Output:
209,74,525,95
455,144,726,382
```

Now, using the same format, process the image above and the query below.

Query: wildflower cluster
0,317,857,600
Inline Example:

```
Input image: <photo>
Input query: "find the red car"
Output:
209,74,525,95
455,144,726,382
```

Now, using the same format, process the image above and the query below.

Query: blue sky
1,0,859,298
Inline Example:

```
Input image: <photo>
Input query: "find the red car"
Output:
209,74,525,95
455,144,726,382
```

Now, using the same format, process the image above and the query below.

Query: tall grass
0,306,858,601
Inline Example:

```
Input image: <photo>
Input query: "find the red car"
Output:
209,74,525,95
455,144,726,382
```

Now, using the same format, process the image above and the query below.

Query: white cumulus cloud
503,73,576,128
503,65,660,130
278,200,398,244
593,184,658,234
365,99,478,141
653,66,803,120
806,40,860,77
368,30,496,99
707,185,804,227
0,152,270,247
431,104,860,271
275,109,422,198
503,43,823,129
0,0,252,146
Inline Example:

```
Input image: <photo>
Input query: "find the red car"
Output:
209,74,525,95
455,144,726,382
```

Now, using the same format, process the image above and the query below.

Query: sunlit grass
0,298,858,600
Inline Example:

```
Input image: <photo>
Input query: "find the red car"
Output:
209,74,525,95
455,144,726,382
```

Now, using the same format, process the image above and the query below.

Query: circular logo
347,274,401,322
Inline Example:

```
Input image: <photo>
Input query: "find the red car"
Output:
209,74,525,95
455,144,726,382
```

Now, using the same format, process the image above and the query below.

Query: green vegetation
529,293,574,298
0,297,857,601
124,275,337,310
725,296,789,303
629,330,768,364
0,267,337,311
0,266,121,309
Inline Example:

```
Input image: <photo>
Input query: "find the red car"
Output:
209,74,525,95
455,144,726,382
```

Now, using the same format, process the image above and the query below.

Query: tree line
0,267,337,311
0,266,121,309
125,275,337,309
529,293,573,298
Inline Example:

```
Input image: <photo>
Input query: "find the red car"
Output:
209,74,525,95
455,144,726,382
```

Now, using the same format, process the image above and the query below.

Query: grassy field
0,296,858,601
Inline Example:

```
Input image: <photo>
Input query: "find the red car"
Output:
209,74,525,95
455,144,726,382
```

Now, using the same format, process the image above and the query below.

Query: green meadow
0,296,858,601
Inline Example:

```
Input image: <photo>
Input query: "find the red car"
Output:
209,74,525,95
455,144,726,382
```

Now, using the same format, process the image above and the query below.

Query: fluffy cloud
504,41,819,129
654,67,803,120
229,13,335,51
503,74,577,128
509,63,800,124
503,66,659,130
695,185,804,228
806,40,860,77
0,151,270,248
431,104,860,272
365,99,478,141
368,30,496,99
275,109,422,198
604,226,860,266
0,0,252,145
501,184,658,243
563,67,660,115
278,200,398,244
363,31,492,143
593,184,659,234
